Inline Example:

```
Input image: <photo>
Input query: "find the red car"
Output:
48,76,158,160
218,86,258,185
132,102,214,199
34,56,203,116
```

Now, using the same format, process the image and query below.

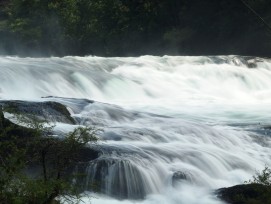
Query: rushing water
1,55,271,204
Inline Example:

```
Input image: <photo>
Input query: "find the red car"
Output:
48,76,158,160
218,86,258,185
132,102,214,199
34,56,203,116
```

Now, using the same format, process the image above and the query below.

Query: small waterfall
85,157,155,199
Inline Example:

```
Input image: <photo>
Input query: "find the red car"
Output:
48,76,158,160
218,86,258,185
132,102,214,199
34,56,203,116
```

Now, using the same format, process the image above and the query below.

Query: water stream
1,55,271,204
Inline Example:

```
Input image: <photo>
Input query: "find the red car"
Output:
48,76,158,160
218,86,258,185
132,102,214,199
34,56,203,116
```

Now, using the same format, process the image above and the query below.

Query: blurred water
1,55,271,204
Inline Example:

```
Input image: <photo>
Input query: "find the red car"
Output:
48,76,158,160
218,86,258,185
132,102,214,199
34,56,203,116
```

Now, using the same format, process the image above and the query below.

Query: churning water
1,55,271,204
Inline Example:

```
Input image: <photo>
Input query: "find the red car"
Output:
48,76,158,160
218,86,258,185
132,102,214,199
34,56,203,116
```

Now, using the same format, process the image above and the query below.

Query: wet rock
243,56,265,68
224,56,263,68
0,100,76,124
247,62,257,68
0,106,37,138
172,171,193,186
216,184,271,204
0,105,4,129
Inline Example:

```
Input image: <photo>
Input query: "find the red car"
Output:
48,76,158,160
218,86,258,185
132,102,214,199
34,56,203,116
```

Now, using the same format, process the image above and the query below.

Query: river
1,55,271,204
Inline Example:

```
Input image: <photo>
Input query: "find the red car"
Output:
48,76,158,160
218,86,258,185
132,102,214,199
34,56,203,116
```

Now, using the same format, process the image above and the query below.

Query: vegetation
246,166,271,186
217,166,271,204
0,107,98,204
0,0,271,57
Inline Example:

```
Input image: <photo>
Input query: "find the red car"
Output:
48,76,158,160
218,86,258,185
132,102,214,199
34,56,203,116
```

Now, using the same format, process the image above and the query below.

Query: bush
246,166,271,186
0,108,98,204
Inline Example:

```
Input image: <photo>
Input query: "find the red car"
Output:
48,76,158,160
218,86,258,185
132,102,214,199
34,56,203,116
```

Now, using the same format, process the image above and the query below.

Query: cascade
1,55,271,204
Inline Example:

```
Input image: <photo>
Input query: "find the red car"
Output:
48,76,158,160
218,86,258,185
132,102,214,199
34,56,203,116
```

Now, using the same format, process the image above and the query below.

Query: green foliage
225,166,271,204
246,166,271,186
0,108,98,204
218,184,271,204
0,0,271,56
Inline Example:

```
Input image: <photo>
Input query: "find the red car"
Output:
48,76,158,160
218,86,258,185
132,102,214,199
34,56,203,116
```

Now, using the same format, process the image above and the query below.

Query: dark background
0,0,271,57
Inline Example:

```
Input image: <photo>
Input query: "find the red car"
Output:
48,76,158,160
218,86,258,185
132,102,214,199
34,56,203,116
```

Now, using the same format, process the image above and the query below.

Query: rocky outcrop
0,105,37,138
216,184,271,204
0,100,76,124
0,103,100,180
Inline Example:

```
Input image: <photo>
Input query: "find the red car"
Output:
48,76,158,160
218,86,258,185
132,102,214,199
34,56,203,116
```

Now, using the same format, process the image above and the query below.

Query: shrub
0,108,98,204
246,166,271,186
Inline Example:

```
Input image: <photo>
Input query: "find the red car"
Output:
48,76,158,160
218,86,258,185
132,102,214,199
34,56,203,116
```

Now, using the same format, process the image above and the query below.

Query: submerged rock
223,56,263,68
172,171,193,187
216,184,271,204
84,157,147,200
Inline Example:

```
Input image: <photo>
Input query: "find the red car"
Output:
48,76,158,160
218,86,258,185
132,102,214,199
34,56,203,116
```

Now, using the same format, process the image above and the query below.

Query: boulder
172,171,193,187
0,100,76,124
216,184,271,204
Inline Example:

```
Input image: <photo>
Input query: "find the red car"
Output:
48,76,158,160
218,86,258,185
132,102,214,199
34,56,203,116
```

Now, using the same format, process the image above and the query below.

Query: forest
0,0,271,57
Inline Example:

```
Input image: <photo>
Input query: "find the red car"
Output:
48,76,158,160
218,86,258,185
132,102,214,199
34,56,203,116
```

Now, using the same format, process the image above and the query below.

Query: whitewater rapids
0,55,271,204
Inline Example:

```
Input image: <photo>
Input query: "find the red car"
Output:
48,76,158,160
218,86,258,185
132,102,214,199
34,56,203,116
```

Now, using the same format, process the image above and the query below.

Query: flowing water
1,55,271,204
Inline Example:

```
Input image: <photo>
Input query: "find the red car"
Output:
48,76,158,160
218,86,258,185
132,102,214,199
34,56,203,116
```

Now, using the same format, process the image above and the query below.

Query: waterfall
1,55,271,204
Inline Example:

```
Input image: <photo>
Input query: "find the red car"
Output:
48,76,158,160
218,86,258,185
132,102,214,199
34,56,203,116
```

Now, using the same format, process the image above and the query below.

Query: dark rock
225,56,263,68
77,146,100,162
0,100,76,124
216,184,271,204
0,106,38,139
172,171,193,186
0,105,4,129
247,62,257,68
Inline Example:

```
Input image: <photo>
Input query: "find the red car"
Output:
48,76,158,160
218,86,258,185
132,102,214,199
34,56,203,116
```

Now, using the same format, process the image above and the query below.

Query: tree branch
240,0,271,34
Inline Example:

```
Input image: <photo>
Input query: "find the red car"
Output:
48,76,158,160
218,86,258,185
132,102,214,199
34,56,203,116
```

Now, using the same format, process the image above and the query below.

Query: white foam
1,55,271,204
